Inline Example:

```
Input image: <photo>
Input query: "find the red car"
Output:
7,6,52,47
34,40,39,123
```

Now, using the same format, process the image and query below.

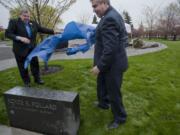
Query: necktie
25,23,32,48
25,23,32,38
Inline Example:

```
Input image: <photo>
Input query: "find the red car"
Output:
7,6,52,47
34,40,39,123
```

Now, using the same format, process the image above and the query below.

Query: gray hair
90,0,110,5
20,9,30,15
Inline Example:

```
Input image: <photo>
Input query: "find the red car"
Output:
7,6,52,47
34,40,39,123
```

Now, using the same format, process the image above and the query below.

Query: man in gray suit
90,0,128,129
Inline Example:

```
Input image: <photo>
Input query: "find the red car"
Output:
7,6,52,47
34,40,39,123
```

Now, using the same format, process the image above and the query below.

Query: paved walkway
0,41,167,135
0,42,167,71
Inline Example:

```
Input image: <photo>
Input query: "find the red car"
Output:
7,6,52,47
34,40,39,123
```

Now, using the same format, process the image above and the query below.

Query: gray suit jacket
94,6,128,72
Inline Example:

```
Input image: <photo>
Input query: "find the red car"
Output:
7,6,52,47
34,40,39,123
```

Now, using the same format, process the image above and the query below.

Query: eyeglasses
22,14,30,18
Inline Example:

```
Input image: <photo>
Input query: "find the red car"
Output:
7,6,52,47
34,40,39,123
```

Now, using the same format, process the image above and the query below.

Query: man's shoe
107,120,126,130
94,101,109,110
34,79,44,85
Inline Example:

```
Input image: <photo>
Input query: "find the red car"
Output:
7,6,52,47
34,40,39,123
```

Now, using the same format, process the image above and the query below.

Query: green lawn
0,40,179,135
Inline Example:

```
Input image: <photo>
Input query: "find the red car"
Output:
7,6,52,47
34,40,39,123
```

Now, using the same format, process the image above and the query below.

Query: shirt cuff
15,36,21,41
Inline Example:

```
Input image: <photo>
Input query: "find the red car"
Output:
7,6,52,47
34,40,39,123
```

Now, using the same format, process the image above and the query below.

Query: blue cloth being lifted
24,21,96,69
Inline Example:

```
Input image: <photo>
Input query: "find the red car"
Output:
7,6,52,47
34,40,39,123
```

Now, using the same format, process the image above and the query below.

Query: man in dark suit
6,9,55,87
90,0,128,129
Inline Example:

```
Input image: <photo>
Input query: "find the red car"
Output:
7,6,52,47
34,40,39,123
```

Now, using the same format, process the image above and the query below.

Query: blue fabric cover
24,21,95,68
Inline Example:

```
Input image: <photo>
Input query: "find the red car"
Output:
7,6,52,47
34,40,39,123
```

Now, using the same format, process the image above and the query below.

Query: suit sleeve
97,18,120,72
36,23,54,34
5,19,17,40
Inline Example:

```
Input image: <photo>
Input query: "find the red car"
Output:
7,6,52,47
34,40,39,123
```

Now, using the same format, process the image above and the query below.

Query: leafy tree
0,0,76,29
0,0,76,70
157,3,179,40
92,15,98,24
10,5,62,29
143,6,156,40
123,10,132,25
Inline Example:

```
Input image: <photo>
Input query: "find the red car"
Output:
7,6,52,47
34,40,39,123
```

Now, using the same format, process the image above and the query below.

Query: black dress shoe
107,120,126,129
94,101,110,110
34,79,44,85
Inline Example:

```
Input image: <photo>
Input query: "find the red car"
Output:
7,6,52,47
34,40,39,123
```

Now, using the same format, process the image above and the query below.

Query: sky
0,0,177,29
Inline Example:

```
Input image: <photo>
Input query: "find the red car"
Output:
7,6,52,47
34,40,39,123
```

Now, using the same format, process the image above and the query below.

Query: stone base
4,86,80,135
0,125,42,135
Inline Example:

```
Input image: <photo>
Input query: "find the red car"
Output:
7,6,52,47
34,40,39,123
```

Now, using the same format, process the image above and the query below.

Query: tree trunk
164,35,168,40
148,32,151,40
173,35,177,41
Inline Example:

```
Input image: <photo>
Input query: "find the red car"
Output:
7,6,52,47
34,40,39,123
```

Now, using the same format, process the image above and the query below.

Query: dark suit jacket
5,18,54,57
94,6,128,72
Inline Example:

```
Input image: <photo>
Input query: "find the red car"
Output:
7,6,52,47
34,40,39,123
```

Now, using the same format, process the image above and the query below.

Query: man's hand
91,66,100,75
54,31,59,34
16,36,30,44
53,30,61,35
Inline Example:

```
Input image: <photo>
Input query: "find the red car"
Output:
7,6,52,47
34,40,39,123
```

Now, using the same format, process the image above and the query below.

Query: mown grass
0,40,179,135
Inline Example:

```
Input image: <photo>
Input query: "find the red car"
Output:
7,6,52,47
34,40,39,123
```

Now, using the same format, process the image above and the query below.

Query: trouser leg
105,71,127,122
30,56,40,80
14,54,30,84
97,73,109,106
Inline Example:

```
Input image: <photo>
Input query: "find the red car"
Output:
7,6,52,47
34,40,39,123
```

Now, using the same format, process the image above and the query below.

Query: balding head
90,0,110,18
90,0,110,5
